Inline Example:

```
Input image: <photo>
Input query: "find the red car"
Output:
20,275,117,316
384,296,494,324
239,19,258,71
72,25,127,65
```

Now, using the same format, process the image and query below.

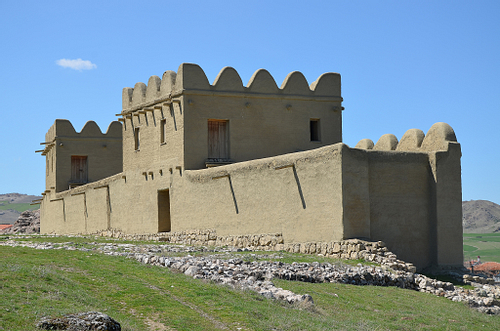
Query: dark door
158,189,171,232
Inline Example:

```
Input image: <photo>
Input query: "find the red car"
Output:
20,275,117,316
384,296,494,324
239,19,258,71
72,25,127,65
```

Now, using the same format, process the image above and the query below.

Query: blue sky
1,1,499,204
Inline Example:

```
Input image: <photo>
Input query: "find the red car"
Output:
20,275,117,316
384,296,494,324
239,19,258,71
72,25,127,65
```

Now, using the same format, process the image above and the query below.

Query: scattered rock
2,209,40,234
3,237,500,314
37,311,120,330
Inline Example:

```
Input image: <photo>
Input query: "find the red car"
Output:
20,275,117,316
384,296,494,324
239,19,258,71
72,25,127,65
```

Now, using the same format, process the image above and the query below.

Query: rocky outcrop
36,311,120,330
2,209,40,234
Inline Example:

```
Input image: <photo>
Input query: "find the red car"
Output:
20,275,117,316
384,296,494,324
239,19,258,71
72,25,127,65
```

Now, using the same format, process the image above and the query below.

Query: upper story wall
119,63,343,171
40,119,122,193
120,101,184,174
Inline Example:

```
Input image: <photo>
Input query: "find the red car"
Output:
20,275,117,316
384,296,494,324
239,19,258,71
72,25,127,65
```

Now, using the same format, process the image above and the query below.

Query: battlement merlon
37,119,122,155
120,63,343,113
354,122,460,154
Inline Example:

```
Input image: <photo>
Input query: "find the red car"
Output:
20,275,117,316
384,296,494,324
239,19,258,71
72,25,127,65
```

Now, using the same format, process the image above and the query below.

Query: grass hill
463,200,500,233
0,193,41,224
1,235,499,331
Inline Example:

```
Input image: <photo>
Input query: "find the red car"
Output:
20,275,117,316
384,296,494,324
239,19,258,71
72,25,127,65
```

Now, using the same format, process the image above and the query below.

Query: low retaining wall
94,229,417,273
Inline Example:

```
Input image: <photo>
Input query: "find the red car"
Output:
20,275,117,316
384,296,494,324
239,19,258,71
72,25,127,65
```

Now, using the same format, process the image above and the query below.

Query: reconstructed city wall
40,122,462,270
173,144,345,243
39,62,462,271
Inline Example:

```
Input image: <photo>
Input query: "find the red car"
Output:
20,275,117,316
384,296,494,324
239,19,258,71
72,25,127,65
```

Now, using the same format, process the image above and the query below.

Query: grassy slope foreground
1,238,499,331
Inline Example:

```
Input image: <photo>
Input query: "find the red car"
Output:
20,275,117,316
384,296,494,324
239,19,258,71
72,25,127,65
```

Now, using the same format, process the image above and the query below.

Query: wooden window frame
207,119,229,161
70,155,88,184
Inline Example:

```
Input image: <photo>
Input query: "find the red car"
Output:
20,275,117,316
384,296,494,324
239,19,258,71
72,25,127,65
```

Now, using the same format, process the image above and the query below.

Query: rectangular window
208,120,229,160
134,127,140,150
160,119,167,144
71,156,88,183
310,119,321,142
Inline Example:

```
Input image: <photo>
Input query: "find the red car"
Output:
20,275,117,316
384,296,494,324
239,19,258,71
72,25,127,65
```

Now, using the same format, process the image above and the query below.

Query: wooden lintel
212,174,229,180
274,164,294,170
93,185,109,189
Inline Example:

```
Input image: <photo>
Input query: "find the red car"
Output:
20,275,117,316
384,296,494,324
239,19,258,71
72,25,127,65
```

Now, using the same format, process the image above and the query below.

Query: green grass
463,233,500,263
0,200,38,213
2,237,499,330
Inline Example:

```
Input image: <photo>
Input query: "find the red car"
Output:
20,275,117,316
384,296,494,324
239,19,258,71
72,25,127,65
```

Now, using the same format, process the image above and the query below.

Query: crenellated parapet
354,122,458,153
45,119,121,140
40,119,122,155
122,63,342,111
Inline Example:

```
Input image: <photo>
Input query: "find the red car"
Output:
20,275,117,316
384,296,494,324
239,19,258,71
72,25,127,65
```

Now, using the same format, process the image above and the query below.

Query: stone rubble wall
94,229,417,273
463,274,496,286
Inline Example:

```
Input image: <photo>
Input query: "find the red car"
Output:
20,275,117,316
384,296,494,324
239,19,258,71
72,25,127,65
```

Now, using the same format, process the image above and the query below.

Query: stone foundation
94,229,417,273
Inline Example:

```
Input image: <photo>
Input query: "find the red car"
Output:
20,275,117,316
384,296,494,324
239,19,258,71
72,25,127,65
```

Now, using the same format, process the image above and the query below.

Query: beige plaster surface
39,63,464,271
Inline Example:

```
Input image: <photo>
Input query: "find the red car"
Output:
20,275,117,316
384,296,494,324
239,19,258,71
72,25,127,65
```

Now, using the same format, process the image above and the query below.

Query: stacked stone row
94,230,417,273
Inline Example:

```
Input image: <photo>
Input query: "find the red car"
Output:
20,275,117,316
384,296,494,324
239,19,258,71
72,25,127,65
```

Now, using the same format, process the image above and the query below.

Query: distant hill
463,200,500,233
0,193,41,224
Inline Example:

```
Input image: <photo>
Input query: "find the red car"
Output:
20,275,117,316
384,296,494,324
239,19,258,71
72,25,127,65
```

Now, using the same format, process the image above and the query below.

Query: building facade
38,63,463,270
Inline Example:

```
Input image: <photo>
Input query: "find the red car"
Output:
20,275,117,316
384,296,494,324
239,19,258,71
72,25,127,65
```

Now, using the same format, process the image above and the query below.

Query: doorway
158,189,171,232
